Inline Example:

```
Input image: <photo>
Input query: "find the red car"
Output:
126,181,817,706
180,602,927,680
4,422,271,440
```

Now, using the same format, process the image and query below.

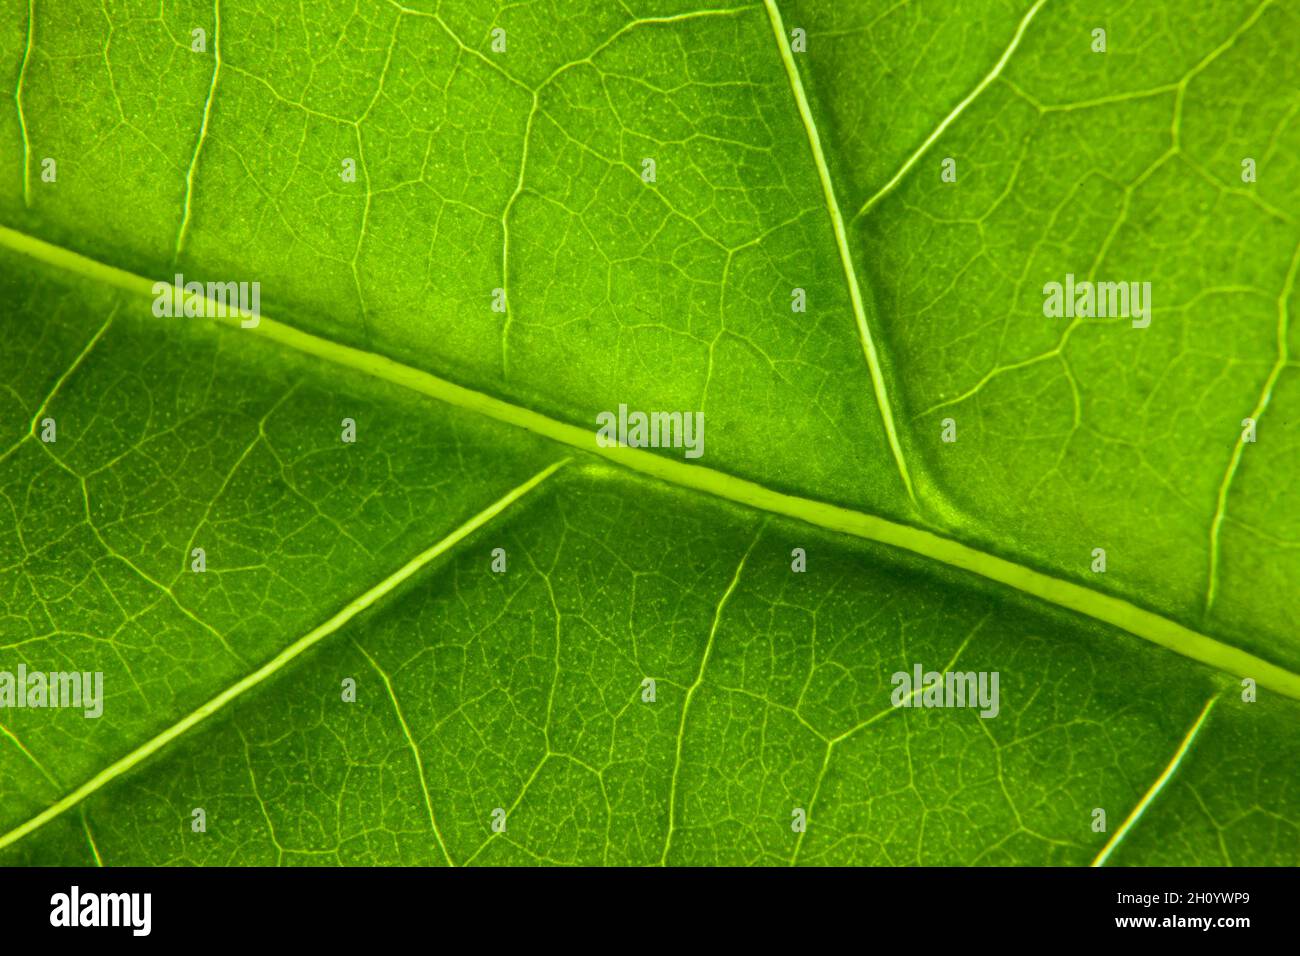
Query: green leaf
1,0,1297,866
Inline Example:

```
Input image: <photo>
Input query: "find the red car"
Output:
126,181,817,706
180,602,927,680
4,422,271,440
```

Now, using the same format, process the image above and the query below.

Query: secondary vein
762,0,918,510
0,458,569,853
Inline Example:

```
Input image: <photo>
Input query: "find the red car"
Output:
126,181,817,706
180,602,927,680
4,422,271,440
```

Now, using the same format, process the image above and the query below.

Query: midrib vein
15,0,34,207
761,0,918,509
3,223,1300,706
0,458,568,853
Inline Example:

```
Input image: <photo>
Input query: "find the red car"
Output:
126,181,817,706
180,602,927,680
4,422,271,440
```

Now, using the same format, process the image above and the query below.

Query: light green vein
1205,235,1299,613
237,725,286,862
761,0,918,510
353,638,455,867
660,525,762,864
25,307,113,443
1092,695,1220,867
0,457,568,852
175,0,222,261
2,225,1300,707
80,808,104,867
854,0,1048,220
791,611,988,865
0,718,61,790
29,436,246,666
16,0,34,207
500,92,537,380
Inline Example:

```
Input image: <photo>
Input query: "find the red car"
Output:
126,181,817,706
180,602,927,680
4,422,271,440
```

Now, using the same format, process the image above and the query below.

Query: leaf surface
1,0,1297,865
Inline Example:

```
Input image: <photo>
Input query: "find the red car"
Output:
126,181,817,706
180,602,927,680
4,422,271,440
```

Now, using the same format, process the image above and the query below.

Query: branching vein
0,458,569,852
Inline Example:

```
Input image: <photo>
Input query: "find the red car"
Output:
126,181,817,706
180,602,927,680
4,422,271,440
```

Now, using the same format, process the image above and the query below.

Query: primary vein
3,224,1300,708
